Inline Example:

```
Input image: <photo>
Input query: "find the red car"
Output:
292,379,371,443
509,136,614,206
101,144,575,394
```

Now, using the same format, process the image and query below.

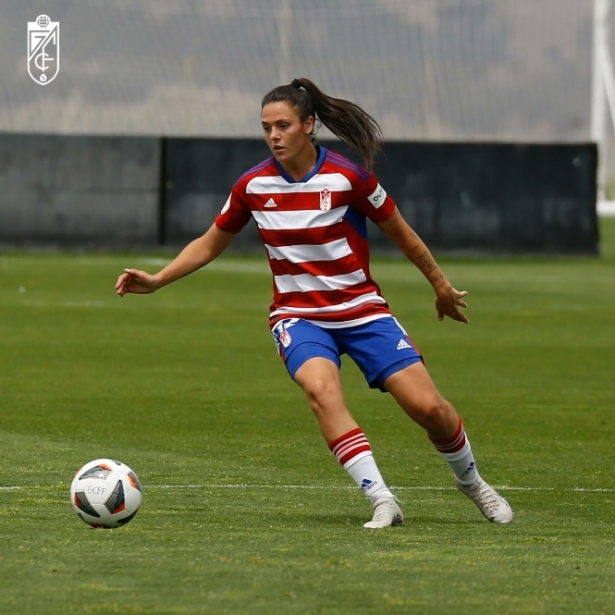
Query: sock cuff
328,428,372,467
328,427,363,451
342,450,373,470
429,417,467,454
440,438,472,461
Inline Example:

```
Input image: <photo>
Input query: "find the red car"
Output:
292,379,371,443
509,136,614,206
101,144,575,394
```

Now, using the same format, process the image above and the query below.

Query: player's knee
412,396,449,430
302,377,339,416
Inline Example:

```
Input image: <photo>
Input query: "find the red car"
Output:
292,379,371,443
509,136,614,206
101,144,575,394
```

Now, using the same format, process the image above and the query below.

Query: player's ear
303,115,315,135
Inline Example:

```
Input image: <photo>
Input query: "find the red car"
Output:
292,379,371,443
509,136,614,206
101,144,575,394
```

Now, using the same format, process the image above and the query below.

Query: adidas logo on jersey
264,198,278,208
396,338,412,351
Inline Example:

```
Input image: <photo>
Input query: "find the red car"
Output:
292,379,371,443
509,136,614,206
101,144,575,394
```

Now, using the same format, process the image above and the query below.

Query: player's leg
340,316,512,524
271,319,402,528
383,362,476,477
383,363,513,524
293,357,403,529
293,356,356,442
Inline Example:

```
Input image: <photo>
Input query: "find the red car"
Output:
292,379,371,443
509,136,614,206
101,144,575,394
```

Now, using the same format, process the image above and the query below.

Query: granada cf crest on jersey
320,189,332,212
27,15,60,86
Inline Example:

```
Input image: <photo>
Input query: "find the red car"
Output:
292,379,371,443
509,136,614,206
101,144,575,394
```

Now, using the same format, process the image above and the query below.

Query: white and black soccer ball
70,459,142,528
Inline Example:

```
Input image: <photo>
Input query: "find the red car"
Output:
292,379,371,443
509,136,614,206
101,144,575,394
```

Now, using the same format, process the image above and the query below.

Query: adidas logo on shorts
396,338,412,351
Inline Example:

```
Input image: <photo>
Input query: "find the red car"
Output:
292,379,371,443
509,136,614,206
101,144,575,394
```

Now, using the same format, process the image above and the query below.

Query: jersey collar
274,146,327,184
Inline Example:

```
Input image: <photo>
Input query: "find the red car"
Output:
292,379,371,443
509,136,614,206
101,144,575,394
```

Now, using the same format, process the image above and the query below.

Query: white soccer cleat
455,477,514,524
363,496,404,529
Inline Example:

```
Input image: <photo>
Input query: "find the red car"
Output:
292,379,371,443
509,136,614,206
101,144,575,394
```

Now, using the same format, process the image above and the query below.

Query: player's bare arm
378,207,469,323
115,223,235,297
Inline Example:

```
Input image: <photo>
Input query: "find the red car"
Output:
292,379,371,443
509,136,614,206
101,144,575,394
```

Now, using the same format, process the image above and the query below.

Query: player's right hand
115,268,158,297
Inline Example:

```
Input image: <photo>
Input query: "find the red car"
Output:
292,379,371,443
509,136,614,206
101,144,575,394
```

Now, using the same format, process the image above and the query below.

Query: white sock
345,454,393,501
430,418,479,485
328,428,394,502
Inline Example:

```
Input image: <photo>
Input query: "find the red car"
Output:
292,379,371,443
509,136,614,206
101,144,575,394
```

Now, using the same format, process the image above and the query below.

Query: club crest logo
27,15,60,86
279,330,292,348
320,189,331,212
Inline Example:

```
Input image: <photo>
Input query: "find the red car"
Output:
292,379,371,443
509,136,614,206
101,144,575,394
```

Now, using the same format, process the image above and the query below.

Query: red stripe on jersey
326,152,371,182
270,280,382,308
268,254,361,279
236,157,276,184
259,223,348,247
269,281,391,325
246,190,352,213
272,302,391,325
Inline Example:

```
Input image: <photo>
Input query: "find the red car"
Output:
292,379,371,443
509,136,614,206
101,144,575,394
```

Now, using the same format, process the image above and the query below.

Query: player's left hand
435,288,469,324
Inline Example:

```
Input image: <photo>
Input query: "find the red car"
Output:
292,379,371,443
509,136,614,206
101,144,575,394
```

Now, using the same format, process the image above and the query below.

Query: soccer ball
70,459,142,528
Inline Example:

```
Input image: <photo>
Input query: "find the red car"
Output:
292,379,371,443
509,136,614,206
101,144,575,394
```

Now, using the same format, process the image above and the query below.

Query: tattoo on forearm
417,251,438,273
406,232,421,254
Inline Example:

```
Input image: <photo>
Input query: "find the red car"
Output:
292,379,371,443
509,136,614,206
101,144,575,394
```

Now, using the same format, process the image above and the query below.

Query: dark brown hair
261,77,383,170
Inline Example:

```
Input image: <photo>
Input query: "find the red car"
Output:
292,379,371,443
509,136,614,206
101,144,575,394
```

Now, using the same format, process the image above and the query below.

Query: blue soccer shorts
271,316,423,392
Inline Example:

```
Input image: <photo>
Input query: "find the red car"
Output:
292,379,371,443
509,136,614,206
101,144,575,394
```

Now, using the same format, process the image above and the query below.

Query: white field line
147,484,615,493
1,484,613,493
7,300,601,313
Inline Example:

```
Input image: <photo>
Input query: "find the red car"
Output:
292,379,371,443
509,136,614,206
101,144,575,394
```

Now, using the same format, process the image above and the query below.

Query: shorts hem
285,343,341,380
368,355,423,392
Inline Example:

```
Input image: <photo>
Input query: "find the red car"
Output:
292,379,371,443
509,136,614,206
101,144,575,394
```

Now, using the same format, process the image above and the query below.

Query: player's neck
279,144,318,182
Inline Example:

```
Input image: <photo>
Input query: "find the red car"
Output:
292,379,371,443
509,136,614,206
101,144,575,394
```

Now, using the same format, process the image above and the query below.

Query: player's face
261,102,314,162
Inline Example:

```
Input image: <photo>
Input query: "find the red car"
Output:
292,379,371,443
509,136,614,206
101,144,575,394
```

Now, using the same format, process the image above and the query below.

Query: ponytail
261,78,383,170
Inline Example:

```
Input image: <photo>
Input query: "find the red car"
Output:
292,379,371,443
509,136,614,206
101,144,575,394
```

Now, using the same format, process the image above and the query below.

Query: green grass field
1,220,615,615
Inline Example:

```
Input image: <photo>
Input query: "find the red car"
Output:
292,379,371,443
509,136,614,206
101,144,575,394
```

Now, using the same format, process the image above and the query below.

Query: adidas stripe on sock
328,428,393,501
429,418,478,485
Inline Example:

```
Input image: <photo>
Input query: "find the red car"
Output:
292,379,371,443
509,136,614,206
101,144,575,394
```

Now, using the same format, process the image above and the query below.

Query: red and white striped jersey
215,146,397,328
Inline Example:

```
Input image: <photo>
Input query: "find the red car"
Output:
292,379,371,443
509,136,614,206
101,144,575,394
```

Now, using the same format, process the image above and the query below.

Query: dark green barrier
0,134,160,247
0,135,598,254
164,139,598,255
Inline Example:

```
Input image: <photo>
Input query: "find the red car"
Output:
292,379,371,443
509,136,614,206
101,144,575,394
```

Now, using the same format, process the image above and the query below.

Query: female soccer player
116,78,513,528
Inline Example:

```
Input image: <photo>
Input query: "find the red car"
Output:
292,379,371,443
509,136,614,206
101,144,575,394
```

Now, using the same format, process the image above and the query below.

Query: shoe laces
371,497,399,522
474,481,502,513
